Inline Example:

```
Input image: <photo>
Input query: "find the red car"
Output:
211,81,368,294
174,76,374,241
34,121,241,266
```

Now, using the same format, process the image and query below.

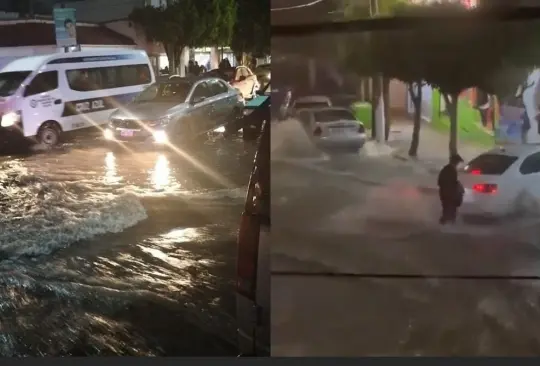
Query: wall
389,79,407,115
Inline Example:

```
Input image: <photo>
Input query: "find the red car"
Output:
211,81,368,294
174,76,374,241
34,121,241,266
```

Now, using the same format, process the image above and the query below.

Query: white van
0,49,155,146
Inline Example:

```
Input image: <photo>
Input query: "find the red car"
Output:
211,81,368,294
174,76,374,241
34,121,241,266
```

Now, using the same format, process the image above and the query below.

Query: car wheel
37,122,61,148
513,190,540,218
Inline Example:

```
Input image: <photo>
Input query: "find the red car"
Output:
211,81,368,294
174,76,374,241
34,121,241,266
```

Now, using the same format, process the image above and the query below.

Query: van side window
66,69,101,92
119,65,151,87
24,71,58,96
66,64,151,91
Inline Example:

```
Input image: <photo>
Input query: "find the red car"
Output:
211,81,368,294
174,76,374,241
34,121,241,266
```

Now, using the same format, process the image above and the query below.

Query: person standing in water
437,154,465,225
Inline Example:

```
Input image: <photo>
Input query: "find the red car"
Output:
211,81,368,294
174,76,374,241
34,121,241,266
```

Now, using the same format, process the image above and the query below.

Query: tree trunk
383,76,391,141
358,79,364,101
164,44,174,73
371,75,381,139
444,93,459,157
408,83,423,157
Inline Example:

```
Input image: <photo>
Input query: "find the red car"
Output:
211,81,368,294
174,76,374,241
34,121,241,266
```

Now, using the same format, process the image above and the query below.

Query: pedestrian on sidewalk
437,154,464,225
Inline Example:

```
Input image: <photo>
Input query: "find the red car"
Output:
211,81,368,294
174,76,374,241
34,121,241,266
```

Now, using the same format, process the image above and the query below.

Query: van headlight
1,111,21,127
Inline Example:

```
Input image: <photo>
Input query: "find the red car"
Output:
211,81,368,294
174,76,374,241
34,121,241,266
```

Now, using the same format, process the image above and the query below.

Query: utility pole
370,0,385,143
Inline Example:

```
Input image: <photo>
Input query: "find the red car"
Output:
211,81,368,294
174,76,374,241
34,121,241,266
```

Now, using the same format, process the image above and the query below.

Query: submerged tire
37,122,61,147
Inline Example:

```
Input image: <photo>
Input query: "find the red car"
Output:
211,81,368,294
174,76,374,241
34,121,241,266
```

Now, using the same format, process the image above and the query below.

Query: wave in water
0,164,147,258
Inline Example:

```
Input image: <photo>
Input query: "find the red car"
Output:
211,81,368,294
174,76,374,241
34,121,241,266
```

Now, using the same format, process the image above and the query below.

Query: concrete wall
389,79,408,115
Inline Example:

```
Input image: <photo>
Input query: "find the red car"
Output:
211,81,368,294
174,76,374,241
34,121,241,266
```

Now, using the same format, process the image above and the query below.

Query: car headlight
155,116,171,127
1,111,21,127
153,130,168,143
104,128,114,140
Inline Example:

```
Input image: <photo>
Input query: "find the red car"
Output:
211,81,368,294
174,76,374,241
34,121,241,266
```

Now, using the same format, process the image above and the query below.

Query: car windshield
134,82,191,103
314,109,356,123
0,71,30,97
465,153,518,175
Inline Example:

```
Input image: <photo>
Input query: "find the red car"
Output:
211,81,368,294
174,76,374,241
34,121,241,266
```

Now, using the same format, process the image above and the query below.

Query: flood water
0,130,254,356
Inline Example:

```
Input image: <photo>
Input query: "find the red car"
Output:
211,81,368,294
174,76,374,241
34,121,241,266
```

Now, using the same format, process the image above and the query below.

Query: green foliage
231,0,270,56
130,1,206,49
196,0,237,47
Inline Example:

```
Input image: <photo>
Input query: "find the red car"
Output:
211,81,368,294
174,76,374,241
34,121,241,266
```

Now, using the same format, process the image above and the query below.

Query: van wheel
37,122,61,147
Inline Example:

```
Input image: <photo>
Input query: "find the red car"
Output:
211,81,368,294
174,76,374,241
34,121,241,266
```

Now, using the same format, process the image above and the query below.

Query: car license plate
330,128,345,135
120,129,134,137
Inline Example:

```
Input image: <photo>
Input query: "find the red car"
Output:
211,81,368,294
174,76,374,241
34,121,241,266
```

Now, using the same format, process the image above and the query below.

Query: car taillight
472,183,497,194
236,213,260,300
470,169,481,175
313,126,322,136
358,125,365,133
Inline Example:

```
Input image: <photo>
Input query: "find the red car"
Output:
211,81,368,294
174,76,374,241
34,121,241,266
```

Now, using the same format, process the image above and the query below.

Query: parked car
254,64,271,85
236,118,270,356
104,76,244,145
289,95,333,117
296,107,366,152
203,66,259,100
460,144,540,217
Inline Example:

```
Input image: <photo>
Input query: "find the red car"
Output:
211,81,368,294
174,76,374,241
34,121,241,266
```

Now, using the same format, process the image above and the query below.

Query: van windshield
0,71,31,97
134,82,191,103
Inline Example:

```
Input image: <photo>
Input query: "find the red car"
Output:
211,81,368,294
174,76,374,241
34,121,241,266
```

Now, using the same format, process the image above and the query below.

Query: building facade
0,18,136,69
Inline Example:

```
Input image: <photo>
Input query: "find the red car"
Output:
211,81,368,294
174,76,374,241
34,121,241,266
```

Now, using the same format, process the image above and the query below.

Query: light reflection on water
103,151,122,185
150,154,172,191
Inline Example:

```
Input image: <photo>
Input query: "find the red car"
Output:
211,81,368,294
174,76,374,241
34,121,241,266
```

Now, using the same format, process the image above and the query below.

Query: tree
231,0,270,61
197,0,237,48
341,0,409,141
421,10,540,156
130,0,221,74
371,26,429,157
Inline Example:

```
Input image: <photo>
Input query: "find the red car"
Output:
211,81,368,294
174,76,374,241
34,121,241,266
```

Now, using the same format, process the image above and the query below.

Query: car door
188,81,214,134
21,70,63,134
244,67,257,92
208,79,231,126
235,67,251,98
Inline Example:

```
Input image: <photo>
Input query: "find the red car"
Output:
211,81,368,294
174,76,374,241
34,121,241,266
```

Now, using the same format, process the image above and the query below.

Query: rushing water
0,132,254,356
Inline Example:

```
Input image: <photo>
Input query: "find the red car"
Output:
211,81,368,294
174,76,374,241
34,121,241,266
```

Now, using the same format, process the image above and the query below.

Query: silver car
297,107,367,151
104,77,244,145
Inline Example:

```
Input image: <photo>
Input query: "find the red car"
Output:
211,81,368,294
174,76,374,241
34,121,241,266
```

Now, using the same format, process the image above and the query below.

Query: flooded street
0,130,253,356
271,119,540,356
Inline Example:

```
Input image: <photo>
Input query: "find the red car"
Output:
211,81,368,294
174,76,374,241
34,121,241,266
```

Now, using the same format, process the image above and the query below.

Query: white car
228,66,259,100
460,144,540,217
296,107,366,151
290,95,332,116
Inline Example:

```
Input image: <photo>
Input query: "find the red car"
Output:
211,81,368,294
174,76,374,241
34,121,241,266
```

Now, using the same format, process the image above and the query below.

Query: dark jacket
438,164,464,205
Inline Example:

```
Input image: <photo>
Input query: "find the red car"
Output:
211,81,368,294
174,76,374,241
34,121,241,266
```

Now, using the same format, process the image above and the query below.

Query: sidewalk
387,119,486,175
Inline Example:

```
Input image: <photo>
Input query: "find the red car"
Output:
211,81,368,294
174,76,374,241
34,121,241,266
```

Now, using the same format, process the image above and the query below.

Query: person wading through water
437,154,465,224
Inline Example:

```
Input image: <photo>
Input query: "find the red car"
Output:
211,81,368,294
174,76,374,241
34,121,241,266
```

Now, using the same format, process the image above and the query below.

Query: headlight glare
1,111,21,127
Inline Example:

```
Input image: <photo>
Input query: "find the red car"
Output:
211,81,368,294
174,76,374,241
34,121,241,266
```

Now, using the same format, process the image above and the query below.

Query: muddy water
0,131,253,356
